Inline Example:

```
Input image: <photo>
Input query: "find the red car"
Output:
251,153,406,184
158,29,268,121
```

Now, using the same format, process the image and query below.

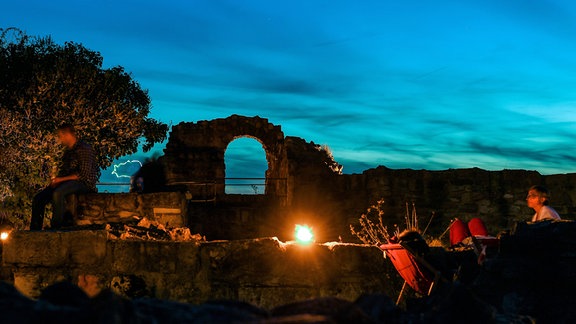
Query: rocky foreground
1,220,575,323
0,279,522,324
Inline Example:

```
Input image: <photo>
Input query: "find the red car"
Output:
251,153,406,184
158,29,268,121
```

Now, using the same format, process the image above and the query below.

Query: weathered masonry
2,231,401,309
160,114,290,204
75,115,574,241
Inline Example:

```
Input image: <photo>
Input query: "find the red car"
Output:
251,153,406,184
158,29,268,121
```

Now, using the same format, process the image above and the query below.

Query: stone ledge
1,232,401,307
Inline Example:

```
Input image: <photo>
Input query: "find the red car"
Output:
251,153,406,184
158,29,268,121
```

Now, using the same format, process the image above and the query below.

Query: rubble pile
105,218,204,242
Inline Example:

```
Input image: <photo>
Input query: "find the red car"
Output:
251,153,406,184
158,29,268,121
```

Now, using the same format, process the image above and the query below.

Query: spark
111,160,142,178
0,231,9,241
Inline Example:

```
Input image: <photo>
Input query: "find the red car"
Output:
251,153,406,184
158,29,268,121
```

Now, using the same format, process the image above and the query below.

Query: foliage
350,199,394,246
350,199,421,246
317,144,343,174
0,28,169,228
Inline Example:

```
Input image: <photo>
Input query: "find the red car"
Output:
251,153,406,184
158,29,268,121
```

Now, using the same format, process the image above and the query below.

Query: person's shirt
58,140,99,192
532,205,561,222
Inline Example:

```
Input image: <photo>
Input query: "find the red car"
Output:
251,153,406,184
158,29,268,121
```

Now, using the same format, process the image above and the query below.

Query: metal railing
96,182,131,193
167,178,287,202
223,177,266,195
97,178,287,202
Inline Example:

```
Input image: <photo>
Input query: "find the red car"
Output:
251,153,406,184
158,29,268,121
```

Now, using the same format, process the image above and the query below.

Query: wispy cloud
4,0,576,175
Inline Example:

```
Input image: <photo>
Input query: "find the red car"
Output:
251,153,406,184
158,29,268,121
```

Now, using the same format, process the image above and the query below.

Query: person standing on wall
527,185,561,222
30,124,99,230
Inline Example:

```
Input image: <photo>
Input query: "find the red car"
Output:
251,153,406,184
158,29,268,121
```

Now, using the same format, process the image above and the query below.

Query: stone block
110,273,151,298
176,243,201,272
3,231,69,267
13,272,41,298
110,240,142,273
65,230,108,268
140,242,177,273
320,281,388,302
201,238,291,286
153,208,184,228
78,192,188,226
151,273,204,303
13,269,68,299
238,286,320,310
202,239,390,290
279,244,340,286
110,193,140,212
80,204,103,218
329,244,388,275
79,193,107,207
207,283,238,301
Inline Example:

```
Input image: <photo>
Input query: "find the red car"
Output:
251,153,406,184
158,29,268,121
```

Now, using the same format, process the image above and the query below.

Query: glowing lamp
0,219,13,242
295,224,314,245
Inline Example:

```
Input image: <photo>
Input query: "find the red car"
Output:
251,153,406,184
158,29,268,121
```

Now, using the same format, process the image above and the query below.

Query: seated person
130,156,166,193
526,185,561,222
30,124,99,230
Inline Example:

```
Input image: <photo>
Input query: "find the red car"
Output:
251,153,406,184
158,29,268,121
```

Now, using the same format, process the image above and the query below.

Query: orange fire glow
295,224,314,245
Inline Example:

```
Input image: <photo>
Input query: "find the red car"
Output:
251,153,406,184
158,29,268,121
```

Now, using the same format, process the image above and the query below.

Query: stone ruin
70,114,575,241
160,114,290,202
1,114,576,322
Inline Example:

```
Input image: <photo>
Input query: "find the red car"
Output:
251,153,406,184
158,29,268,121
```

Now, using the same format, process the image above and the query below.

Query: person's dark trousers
31,180,89,230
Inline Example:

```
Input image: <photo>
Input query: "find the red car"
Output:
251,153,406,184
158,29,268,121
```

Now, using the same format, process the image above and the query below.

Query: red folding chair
380,242,446,304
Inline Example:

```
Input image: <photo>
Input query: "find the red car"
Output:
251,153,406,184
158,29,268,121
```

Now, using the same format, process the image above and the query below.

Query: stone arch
223,136,268,194
161,115,288,201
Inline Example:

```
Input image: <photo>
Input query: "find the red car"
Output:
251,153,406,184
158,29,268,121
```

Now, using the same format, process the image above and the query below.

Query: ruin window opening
224,137,268,195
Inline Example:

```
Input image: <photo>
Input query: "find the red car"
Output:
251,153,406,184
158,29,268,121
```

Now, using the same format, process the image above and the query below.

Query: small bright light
0,231,9,241
295,224,314,245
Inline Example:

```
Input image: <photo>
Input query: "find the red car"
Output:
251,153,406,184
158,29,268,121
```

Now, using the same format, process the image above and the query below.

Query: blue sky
3,0,576,183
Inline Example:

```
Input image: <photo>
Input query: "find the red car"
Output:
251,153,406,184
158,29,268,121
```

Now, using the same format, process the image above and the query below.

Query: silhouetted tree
0,28,169,227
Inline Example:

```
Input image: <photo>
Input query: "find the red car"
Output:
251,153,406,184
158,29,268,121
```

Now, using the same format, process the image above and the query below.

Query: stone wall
153,115,576,242
91,115,576,242
274,158,576,242
334,167,576,239
1,231,402,309
160,115,289,202
76,192,186,227
209,167,576,242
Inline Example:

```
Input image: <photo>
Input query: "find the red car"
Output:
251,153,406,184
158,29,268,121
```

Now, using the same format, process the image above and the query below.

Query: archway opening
224,137,268,195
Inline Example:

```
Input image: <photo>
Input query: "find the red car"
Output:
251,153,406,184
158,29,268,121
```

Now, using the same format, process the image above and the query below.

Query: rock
271,297,374,324
472,221,576,322
90,289,142,324
110,275,150,299
353,294,403,323
133,298,268,323
39,281,90,307
418,283,496,324
0,281,36,323
0,281,94,324
78,274,102,298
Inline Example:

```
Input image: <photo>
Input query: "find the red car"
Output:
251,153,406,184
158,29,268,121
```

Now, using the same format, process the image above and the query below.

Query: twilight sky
3,0,576,183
